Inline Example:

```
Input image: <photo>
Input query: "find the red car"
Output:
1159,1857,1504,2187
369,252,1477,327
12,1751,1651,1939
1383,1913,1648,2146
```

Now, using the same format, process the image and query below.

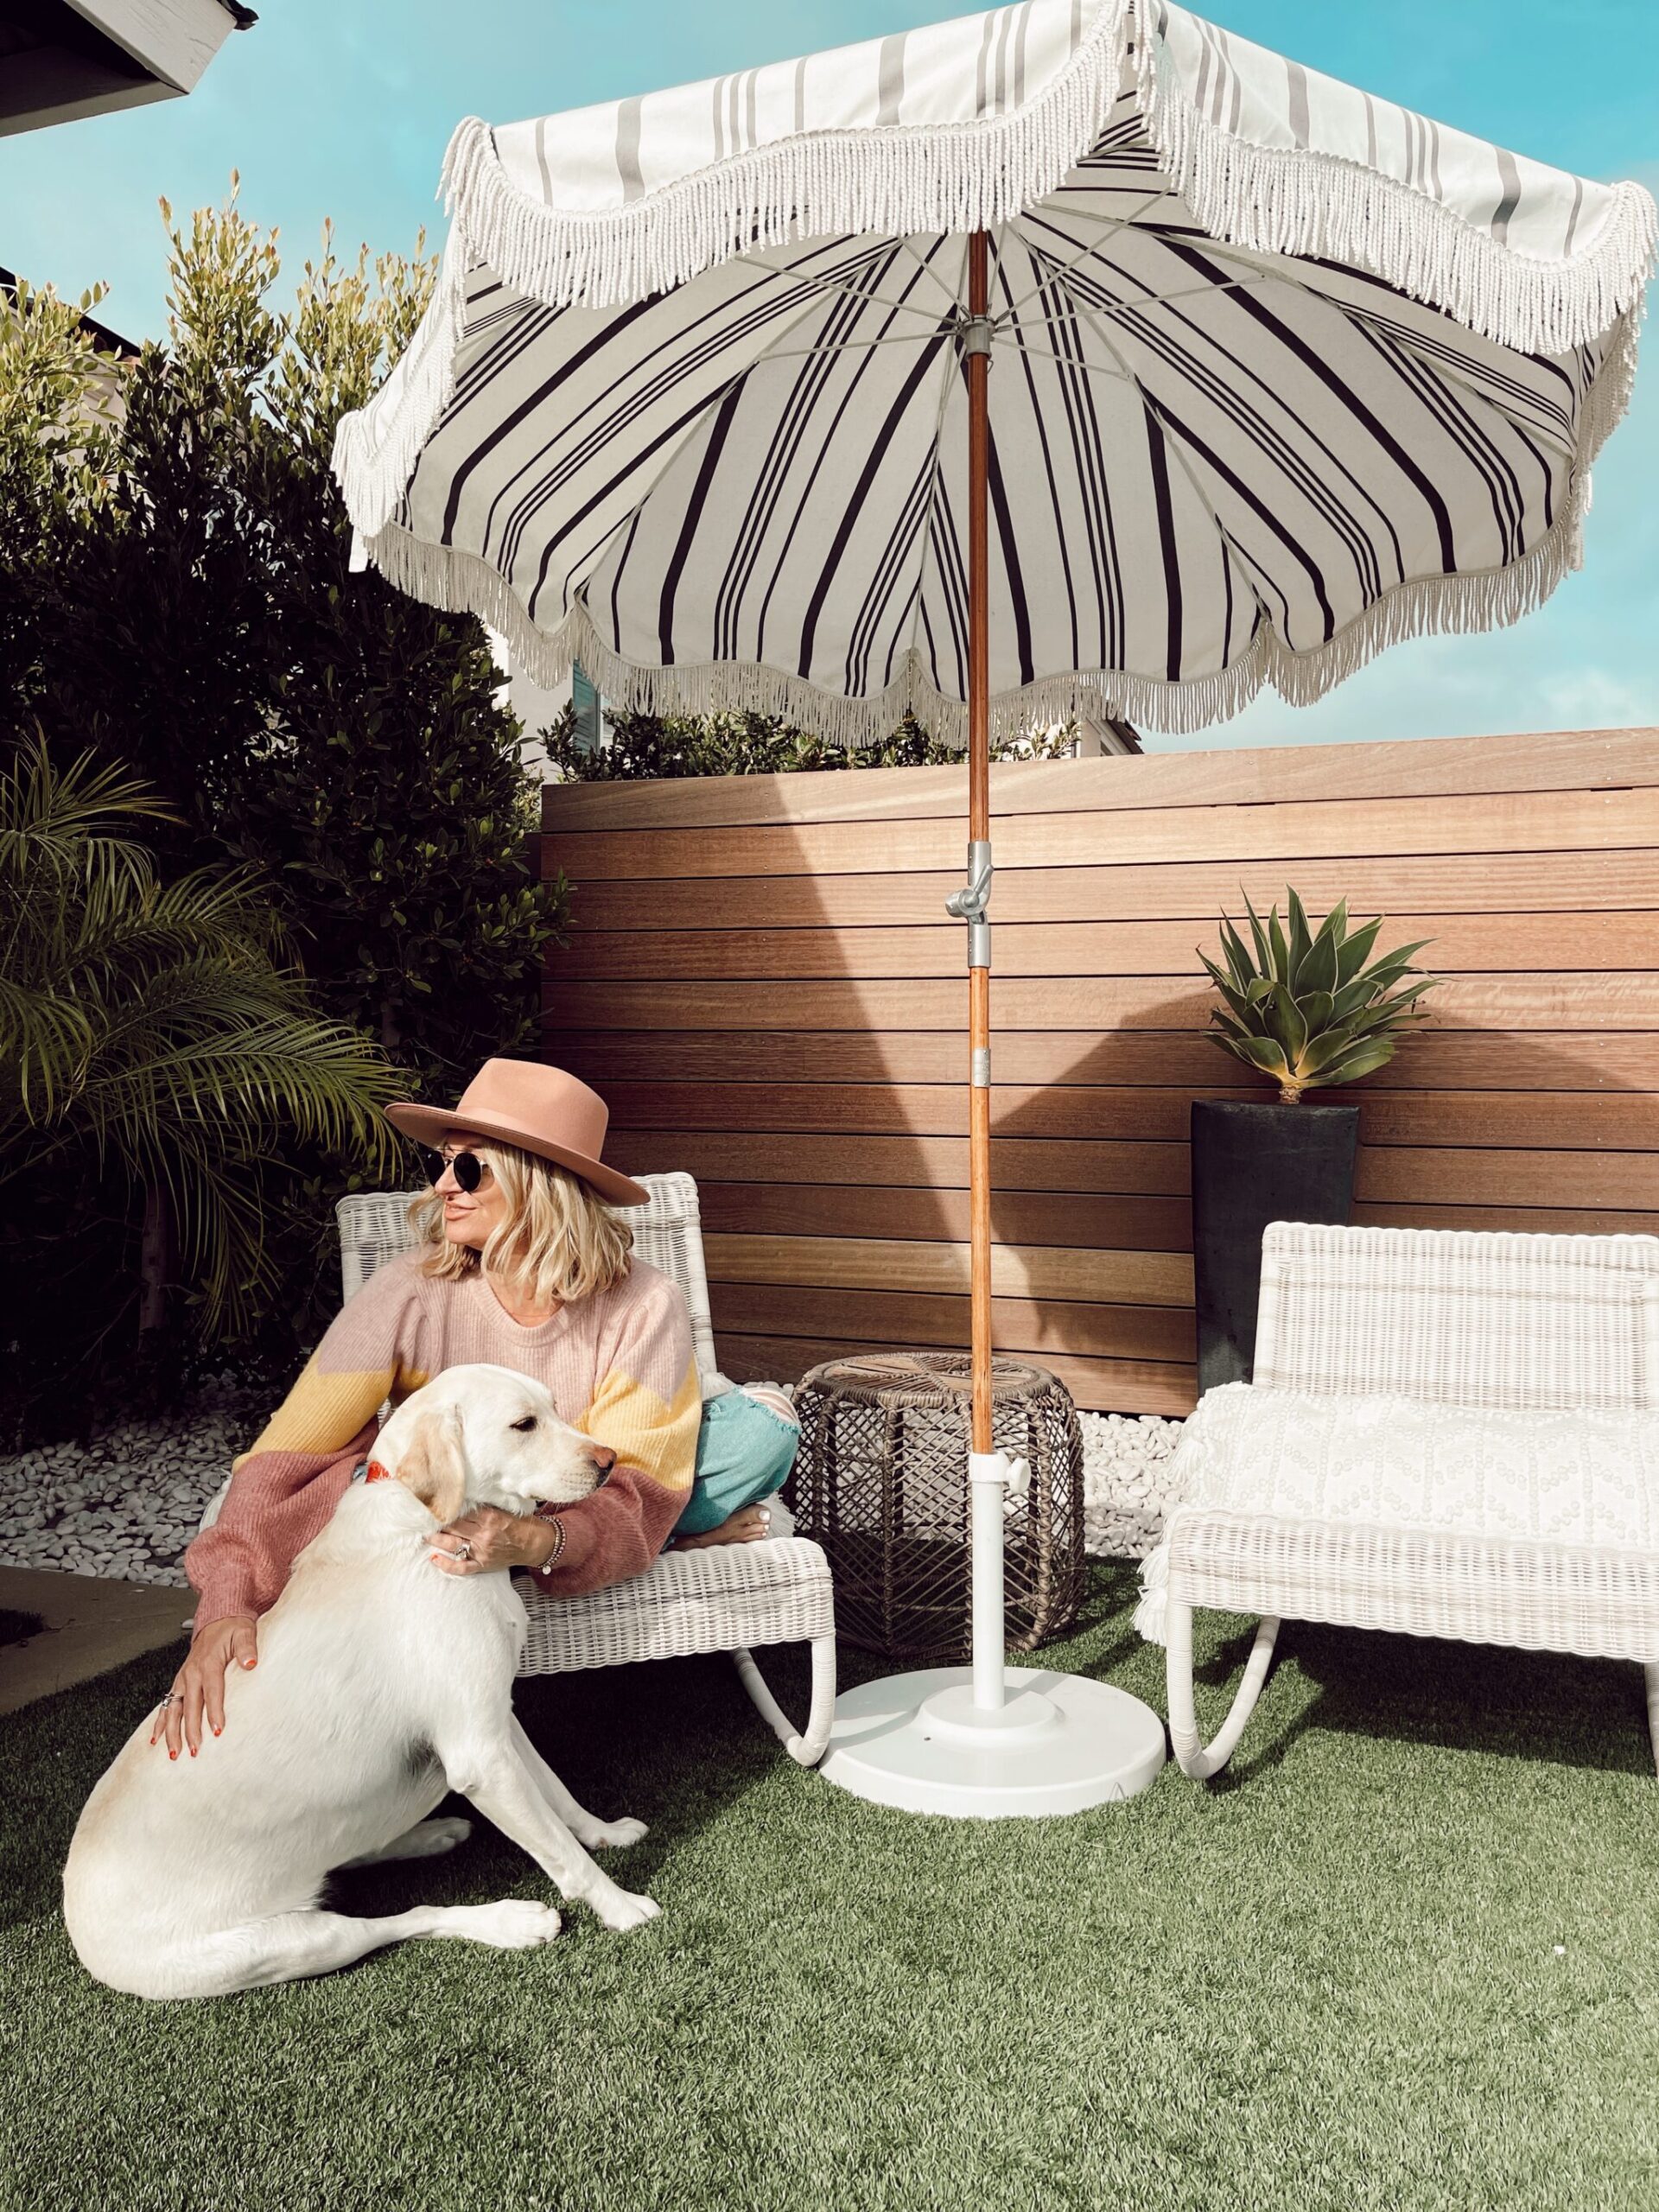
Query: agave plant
1200,890,1440,1103
0,737,402,1335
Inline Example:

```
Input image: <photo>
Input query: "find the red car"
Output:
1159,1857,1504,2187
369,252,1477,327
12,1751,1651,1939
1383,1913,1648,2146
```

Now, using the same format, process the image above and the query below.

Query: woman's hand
429,1508,561,1576
150,1614,257,1760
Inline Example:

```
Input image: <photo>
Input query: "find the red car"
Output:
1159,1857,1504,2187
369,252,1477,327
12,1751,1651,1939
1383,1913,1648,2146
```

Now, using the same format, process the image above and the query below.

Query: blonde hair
410,1140,633,1308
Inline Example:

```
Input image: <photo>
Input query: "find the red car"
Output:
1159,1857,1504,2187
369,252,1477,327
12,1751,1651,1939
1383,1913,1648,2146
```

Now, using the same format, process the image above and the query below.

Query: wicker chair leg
731,1637,837,1768
1643,1663,1659,1779
1166,1602,1281,1779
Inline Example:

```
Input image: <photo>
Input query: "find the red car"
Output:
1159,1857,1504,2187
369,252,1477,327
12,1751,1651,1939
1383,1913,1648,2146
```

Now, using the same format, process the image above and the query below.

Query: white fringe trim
435,0,1134,316
330,231,471,540
425,0,1654,352
1130,29,1656,358
1133,1541,1171,1643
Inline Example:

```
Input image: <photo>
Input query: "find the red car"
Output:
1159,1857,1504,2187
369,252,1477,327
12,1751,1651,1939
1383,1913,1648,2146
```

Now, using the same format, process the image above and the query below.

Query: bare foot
675,1503,774,1549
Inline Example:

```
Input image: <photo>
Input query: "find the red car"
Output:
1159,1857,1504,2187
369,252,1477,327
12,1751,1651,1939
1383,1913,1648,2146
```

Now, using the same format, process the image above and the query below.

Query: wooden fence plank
1355,1148,1659,1208
548,972,1659,1033
1350,1091,1659,1150
569,852,1659,931
709,1282,1195,1363
546,787,1659,881
599,1080,1659,1149
695,1181,1193,1251
604,1081,1237,1139
619,1127,1659,1206
604,1077,1568,1141
702,1232,1195,1307
716,1332,1198,1414
543,728,1659,833
699,1183,1659,1247
557,912,1659,981
557,1029,1237,1087
607,1129,1189,1192
555,1028,1659,1093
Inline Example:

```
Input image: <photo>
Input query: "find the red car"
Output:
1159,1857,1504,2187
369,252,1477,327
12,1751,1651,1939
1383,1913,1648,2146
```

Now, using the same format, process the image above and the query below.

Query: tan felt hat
383,1058,650,1208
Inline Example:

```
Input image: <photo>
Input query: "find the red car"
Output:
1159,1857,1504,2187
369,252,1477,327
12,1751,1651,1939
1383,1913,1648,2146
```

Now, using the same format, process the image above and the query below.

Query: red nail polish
169,1750,178,1760
213,1726,222,1737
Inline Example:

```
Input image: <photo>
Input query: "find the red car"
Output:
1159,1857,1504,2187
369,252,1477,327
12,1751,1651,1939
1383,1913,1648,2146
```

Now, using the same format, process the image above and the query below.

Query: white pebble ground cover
0,1395,1187,1586
1077,1410,1187,1560
0,1389,260,1587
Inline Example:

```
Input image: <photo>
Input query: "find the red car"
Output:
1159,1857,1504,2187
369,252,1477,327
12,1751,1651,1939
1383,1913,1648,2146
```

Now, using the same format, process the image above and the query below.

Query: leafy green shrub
29,199,569,1087
0,277,124,717
1201,890,1440,1103
1,198,568,1431
539,702,1090,780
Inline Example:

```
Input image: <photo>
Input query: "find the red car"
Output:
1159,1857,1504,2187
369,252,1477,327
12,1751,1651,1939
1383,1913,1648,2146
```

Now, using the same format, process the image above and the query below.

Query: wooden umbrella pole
947,232,1005,1711
965,229,993,1460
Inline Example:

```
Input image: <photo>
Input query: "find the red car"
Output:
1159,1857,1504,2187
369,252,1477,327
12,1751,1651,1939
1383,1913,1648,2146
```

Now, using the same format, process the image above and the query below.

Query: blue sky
3,0,1654,749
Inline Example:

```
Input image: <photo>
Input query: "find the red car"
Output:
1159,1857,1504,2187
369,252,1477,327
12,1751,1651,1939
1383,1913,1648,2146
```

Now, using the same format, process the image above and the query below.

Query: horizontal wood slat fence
542,727,1659,1416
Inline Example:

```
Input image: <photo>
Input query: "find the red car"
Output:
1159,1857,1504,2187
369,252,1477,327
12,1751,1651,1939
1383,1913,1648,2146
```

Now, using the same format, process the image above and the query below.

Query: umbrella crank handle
946,839,994,971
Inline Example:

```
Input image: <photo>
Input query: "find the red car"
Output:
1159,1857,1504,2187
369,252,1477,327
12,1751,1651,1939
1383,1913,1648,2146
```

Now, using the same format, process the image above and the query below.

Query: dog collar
364,1459,394,1484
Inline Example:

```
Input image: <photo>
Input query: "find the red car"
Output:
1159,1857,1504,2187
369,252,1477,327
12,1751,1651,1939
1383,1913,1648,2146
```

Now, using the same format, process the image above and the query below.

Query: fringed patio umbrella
335,0,1654,1816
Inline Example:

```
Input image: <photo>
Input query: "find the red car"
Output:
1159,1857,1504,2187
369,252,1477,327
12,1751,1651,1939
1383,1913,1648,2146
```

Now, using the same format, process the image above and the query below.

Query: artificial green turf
3,1565,1656,2212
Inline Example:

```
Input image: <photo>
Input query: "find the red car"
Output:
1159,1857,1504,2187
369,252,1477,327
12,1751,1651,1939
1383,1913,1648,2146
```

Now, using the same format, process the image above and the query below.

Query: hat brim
383,1101,652,1208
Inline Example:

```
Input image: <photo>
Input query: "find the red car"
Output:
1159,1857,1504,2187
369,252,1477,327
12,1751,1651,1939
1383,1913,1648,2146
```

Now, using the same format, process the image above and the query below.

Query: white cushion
1166,1382,1659,1552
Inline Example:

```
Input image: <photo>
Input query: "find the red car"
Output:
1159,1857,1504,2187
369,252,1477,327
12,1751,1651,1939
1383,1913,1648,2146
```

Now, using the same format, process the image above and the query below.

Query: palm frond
0,744,397,1334
0,734,174,894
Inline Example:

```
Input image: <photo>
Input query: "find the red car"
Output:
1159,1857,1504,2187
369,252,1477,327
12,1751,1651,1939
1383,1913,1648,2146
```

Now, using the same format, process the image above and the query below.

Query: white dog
64,1365,660,1999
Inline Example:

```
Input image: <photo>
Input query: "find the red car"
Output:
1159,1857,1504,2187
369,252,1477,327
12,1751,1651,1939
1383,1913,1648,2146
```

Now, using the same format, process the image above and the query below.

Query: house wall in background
542,727,1659,1415
486,645,603,781
0,0,245,137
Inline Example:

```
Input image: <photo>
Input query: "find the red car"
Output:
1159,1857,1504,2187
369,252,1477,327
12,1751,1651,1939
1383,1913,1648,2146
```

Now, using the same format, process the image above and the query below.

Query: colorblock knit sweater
185,1253,700,1636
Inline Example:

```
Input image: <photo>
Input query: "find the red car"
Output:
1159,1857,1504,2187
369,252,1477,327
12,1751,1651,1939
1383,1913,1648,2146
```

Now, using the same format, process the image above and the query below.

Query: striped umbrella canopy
335,0,1654,1810
336,0,1653,744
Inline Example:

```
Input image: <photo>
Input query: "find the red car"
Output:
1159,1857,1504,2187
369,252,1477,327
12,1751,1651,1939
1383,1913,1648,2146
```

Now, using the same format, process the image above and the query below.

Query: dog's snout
588,1446,618,1484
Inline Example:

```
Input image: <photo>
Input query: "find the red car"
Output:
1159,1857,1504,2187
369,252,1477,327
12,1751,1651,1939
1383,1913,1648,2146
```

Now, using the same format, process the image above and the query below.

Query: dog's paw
409,1816,474,1858
593,1887,661,1933
451,1899,563,1950
588,1815,648,1851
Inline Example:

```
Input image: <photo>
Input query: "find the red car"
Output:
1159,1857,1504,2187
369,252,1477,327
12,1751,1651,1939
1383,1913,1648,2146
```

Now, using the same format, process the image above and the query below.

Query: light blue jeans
673,1387,800,1535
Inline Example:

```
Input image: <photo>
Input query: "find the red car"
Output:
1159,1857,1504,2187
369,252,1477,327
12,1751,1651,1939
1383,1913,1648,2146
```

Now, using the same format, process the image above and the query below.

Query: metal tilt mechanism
817,236,1166,1818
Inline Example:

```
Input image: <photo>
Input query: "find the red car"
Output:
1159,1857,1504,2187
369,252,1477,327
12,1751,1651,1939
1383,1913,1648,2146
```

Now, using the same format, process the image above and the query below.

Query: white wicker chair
332,1173,836,1765
1147,1224,1659,1781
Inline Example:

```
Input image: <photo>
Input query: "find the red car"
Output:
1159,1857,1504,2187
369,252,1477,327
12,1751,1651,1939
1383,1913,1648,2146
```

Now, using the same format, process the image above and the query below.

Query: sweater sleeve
532,1273,700,1599
184,1257,429,1634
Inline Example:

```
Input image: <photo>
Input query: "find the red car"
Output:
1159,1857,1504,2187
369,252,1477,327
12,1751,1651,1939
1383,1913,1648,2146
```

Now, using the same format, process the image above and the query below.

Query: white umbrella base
818,1665,1166,1818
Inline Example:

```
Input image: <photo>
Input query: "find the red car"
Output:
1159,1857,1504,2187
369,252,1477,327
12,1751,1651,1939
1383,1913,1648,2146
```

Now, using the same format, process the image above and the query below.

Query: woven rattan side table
791,1351,1086,1660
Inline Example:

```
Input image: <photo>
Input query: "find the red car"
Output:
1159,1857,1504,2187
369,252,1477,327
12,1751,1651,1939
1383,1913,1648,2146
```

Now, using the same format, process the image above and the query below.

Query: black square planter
1191,1098,1359,1395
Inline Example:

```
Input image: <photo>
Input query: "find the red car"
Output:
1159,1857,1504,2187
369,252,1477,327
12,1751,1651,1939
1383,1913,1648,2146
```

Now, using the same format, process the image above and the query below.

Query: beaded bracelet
537,1513,567,1574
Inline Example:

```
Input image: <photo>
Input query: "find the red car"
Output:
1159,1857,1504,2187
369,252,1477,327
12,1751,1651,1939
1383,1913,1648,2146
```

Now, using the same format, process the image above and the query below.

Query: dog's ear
397,1405,469,1526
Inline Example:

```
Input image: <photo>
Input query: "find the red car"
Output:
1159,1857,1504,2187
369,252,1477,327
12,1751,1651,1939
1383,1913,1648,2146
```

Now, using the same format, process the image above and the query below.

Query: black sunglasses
419,1146,491,1193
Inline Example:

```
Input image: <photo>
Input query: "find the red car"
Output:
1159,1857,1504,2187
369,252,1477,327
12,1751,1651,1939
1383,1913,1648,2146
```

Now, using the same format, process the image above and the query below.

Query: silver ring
454,1540,473,1562
156,1692,181,1710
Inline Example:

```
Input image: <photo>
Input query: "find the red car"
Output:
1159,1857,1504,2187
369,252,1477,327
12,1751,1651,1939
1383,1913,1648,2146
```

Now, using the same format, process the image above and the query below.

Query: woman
156,1059,797,1760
